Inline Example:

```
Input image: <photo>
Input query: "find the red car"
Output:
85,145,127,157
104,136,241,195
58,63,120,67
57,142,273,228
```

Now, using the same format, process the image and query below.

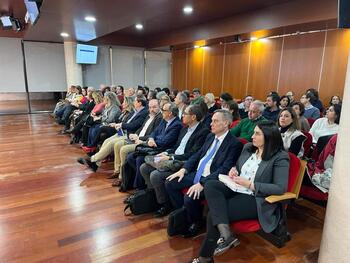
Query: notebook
218,174,252,195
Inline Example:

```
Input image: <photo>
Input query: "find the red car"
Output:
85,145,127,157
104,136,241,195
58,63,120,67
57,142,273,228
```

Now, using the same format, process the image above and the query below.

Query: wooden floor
0,100,56,114
0,114,324,263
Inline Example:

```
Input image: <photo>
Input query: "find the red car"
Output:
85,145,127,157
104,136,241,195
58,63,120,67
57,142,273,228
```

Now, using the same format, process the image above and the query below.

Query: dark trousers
165,173,204,223
127,153,146,189
199,180,258,258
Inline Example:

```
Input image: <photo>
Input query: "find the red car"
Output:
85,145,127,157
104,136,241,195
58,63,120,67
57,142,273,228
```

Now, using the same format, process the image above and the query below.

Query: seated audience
309,104,341,143
189,121,289,262
82,92,121,147
286,91,295,104
222,100,240,128
165,110,243,238
191,88,204,105
147,90,157,100
238,95,254,119
169,89,178,102
300,93,320,119
111,99,163,186
291,101,310,132
116,85,124,104
307,88,324,113
231,100,266,141
219,92,233,106
307,134,337,193
198,101,212,129
279,95,290,110
70,90,104,144
174,92,188,119
204,93,219,115
127,102,182,189
329,95,342,106
262,93,280,122
140,105,210,217
278,108,306,157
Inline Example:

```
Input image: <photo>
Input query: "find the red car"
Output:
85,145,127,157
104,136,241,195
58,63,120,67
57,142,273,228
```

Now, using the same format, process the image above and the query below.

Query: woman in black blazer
189,121,289,263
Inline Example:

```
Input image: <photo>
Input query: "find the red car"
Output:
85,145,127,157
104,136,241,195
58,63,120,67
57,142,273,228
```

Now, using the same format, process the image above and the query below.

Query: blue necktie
193,138,220,184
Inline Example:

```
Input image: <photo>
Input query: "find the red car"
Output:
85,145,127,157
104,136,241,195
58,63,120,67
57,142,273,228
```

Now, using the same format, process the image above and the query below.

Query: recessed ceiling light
135,23,143,30
60,32,69,37
85,16,96,22
183,6,193,14
250,37,258,41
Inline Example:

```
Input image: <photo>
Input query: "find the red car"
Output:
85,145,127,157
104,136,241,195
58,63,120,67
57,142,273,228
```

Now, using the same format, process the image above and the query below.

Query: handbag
133,144,162,157
124,189,160,215
119,162,135,192
144,155,184,172
167,207,189,236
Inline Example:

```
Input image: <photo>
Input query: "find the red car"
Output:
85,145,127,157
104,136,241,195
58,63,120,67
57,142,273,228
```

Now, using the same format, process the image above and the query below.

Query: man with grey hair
230,100,266,141
126,102,183,189
174,92,188,119
165,109,243,237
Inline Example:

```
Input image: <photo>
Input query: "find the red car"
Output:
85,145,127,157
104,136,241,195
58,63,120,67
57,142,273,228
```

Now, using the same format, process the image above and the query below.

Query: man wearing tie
166,109,243,237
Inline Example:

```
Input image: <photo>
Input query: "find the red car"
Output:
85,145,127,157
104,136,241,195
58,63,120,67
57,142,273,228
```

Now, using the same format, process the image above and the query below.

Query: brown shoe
112,178,122,187
107,172,119,179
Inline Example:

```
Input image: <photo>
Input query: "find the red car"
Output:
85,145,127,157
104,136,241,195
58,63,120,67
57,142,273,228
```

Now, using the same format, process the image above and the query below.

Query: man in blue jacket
127,102,183,189
166,109,243,237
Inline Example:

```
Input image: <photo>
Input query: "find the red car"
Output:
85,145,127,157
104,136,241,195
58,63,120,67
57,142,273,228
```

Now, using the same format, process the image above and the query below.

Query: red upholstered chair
307,118,316,128
229,152,307,247
238,138,249,145
302,131,313,159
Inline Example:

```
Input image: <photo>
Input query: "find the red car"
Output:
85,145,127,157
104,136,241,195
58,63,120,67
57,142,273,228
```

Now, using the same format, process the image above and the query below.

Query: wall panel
172,49,187,90
278,32,325,100
247,38,283,100
187,48,204,91
202,45,224,96
319,29,350,105
223,42,250,100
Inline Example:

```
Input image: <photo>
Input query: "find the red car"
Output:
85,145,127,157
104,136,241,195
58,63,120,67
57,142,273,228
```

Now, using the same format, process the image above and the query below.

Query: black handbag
119,162,135,192
167,207,189,236
133,144,162,157
124,189,160,215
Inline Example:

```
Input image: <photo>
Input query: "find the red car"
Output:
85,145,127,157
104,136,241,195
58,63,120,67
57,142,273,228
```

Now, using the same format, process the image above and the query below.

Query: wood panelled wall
171,29,350,104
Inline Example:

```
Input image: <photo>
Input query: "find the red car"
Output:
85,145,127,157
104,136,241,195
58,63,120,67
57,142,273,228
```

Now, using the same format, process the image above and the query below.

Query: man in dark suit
139,105,210,217
127,102,183,189
166,109,243,237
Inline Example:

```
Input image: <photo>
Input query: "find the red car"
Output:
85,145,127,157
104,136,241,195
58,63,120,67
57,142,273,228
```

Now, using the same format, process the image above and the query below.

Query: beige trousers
90,134,127,163
114,143,137,178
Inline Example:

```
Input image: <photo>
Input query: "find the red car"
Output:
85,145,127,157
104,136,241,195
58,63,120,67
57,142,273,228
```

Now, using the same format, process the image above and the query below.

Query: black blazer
121,107,148,134
184,132,243,185
167,122,210,161
135,112,163,141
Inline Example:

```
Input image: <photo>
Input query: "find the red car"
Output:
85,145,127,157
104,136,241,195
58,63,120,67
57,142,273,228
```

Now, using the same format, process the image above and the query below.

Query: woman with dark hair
278,108,306,157
329,95,342,106
291,101,310,132
219,92,233,104
222,100,240,128
198,101,212,129
189,121,289,263
279,95,290,110
309,104,341,143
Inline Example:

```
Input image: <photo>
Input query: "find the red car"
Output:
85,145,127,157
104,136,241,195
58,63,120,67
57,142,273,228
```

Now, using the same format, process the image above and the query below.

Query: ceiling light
135,23,143,30
250,37,258,41
183,6,193,14
85,16,96,22
194,45,199,48
60,32,69,37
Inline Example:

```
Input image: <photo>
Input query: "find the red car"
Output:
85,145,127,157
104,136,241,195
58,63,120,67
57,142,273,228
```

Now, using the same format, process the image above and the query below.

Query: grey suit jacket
236,143,289,233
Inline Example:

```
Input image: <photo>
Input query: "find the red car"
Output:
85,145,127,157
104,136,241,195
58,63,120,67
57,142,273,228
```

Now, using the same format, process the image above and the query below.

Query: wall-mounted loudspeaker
338,0,350,28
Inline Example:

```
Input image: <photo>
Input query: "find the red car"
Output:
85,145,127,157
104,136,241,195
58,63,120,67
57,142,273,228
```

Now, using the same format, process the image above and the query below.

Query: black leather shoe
182,222,204,238
214,235,240,256
154,205,172,218
76,157,98,172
